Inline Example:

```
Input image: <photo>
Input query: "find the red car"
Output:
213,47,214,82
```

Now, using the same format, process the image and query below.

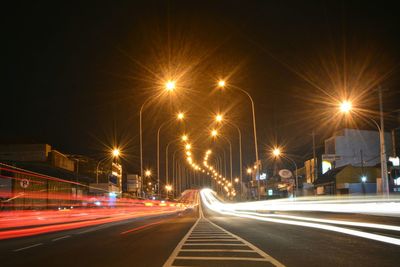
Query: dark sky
3,1,400,174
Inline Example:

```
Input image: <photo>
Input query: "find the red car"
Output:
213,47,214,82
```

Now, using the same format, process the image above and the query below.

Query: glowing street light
247,168,252,174
272,148,281,157
234,177,239,183
165,80,175,91
181,134,188,142
112,148,120,157
340,101,352,113
217,80,260,199
211,129,218,137
177,112,184,120
157,114,185,198
272,147,298,198
145,169,152,177
185,143,191,150
96,148,121,184
165,185,172,195
215,114,223,122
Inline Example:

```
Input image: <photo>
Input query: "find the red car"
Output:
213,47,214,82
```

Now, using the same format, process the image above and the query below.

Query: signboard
389,157,399,167
20,179,29,188
259,173,267,180
322,154,342,162
279,169,292,179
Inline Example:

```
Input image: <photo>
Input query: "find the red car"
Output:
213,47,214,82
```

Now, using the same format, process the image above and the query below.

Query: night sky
3,1,400,174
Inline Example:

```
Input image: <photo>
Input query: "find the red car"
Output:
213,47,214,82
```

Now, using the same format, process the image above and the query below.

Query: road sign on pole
20,179,29,188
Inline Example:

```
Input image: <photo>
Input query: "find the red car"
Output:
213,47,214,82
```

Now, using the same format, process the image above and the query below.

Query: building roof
0,160,91,184
313,165,348,186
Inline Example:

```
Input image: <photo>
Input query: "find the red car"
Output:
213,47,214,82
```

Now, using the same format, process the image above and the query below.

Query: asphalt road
0,199,399,267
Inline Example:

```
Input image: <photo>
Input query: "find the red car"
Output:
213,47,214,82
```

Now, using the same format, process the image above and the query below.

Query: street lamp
112,148,120,158
218,118,243,200
215,114,223,122
361,176,367,183
339,93,389,196
247,168,252,174
165,184,172,198
340,101,352,113
181,134,188,142
139,81,176,197
165,80,175,91
272,148,281,157
272,147,298,198
217,80,261,199
157,112,185,198
145,169,152,177
96,148,120,184
177,112,184,120
211,129,218,137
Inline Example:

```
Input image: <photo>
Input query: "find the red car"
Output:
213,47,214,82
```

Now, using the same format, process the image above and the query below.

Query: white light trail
200,189,400,246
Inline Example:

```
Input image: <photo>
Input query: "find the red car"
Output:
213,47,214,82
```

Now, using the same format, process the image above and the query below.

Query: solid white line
180,249,254,252
190,235,230,239
52,235,71,241
174,256,268,261
187,241,240,242
163,210,201,266
13,243,43,252
183,243,247,246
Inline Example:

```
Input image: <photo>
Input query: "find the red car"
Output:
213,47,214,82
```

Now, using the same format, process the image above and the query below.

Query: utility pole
379,88,389,196
312,130,318,183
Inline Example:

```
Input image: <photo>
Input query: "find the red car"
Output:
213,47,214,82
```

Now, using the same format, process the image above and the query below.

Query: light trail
0,190,198,240
200,189,400,246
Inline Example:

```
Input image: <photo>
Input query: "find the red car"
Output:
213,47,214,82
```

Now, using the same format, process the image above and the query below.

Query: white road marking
183,243,247,246
13,243,43,252
181,249,254,252
174,256,268,261
163,196,285,267
52,235,71,241
76,224,109,234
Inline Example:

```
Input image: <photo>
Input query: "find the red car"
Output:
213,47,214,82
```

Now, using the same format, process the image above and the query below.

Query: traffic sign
20,179,29,188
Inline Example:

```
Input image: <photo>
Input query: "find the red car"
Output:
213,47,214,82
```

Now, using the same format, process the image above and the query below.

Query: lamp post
273,148,298,197
339,91,389,195
215,114,243,200
218,81,261,199
139,80,176,198
96,148,120,184
210,129,233,182
157,112,184,198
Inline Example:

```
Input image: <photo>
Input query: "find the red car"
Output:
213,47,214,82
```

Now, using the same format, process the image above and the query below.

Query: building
0,144,123,209
322,128,392,172
314,165,379,195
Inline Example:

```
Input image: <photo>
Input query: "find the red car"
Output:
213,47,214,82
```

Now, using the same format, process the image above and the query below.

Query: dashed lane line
13,243,43,252
52,235,71,242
